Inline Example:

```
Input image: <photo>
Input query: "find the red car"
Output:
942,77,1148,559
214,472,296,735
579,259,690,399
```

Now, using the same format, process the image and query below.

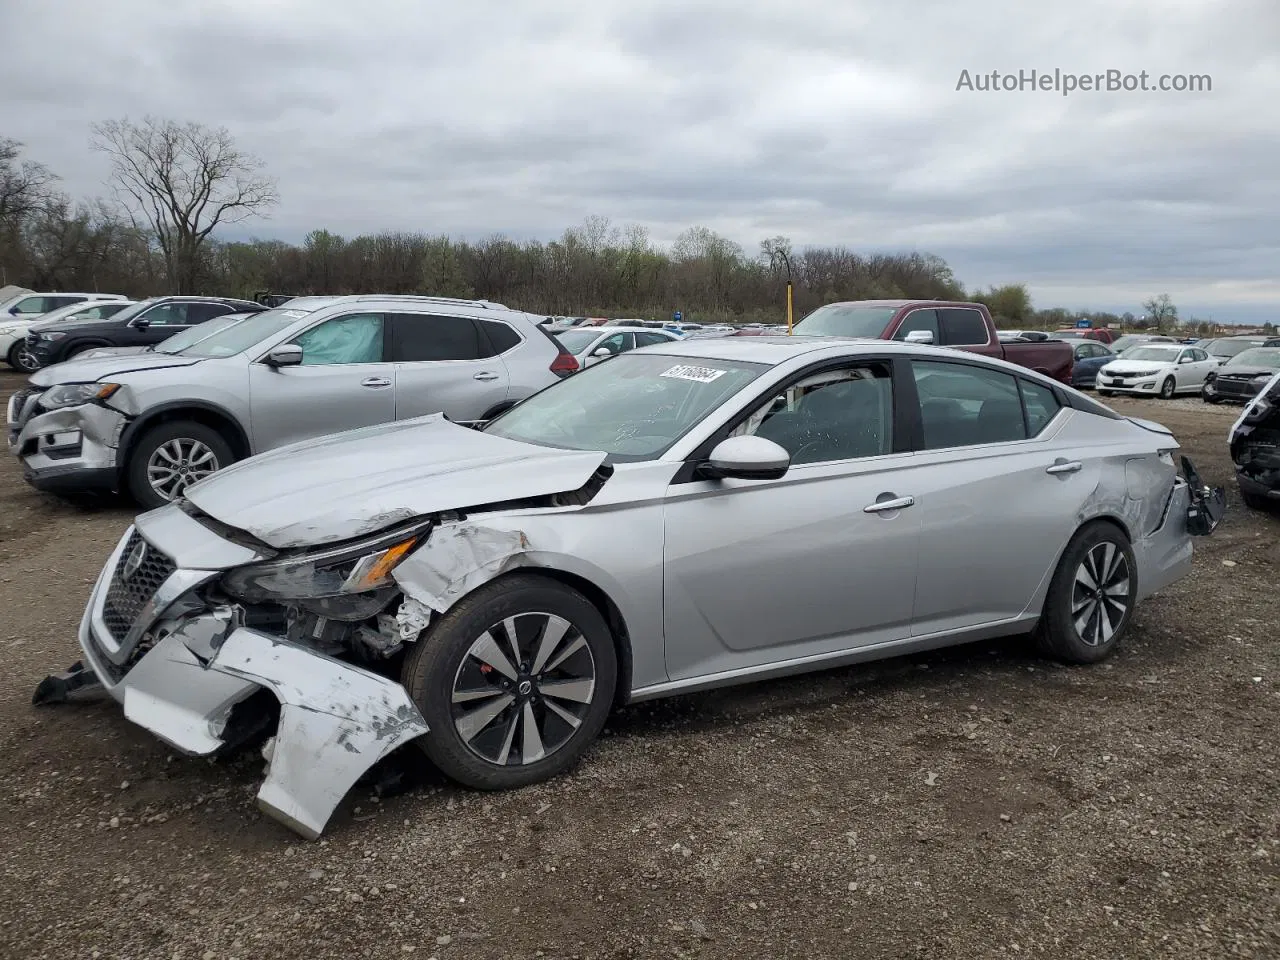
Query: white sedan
1096,344,1218,399
552,325,682,369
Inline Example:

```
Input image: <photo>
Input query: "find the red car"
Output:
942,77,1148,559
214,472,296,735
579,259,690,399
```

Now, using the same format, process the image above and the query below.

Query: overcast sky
3,0,1276,322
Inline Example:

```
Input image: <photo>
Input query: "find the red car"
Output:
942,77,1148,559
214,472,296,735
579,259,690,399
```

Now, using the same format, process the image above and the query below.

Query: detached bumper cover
75,525,429,840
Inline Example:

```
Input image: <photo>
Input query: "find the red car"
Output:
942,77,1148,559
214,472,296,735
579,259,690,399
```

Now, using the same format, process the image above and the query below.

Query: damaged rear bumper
74,538,428,840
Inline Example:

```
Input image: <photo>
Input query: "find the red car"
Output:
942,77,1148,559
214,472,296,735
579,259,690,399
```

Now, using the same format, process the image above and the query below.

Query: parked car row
0,291,133,371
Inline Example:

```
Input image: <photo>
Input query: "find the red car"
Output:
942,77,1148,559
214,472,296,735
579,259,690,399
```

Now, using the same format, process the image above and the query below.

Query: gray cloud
1,0,1276,320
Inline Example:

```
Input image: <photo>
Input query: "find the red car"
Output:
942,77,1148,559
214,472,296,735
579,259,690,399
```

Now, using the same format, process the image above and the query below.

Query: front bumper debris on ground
51,519,430,839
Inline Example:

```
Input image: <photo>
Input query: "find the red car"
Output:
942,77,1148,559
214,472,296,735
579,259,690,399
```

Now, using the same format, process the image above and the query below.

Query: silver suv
8,295,576,507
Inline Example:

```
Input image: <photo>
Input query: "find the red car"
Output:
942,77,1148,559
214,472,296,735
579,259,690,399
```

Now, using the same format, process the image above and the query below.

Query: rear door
246,311,396,450
906,359,1095,634
389,313,510,424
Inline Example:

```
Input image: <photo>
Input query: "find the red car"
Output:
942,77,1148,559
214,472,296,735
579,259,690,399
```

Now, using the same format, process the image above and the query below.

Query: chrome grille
101,530,176,641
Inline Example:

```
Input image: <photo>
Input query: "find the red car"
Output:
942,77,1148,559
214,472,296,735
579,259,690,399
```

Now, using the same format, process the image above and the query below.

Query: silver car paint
69,337,1199,839
9,296,559,491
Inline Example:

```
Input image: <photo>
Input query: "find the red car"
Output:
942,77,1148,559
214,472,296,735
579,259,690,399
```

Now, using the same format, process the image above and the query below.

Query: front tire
6,342,38,372
1202,390,1222,404
1098,389,1114,397
1159,376,1176,399
402,575,617,790
1242,491,1270,510
1035,523,1137,664
126,420,234,508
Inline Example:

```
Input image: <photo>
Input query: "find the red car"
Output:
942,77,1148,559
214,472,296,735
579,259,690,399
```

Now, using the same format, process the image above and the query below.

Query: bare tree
91,117,278,293
1141,293,1177,331
0,138,58,227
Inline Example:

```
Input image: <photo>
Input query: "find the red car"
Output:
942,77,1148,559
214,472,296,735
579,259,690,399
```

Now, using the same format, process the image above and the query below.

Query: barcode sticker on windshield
660,364,727,383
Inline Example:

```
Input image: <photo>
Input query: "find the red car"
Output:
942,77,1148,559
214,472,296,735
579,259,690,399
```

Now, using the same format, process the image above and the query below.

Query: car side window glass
142,303,191,326
634,332,665,347
912,361,1026,448
292,313,385,365
390,313,482,361
13,297,50,314
1018,379,1060,436
893,309,939,343
597,333,630,355
939,309,989,345
187,303,232,324
732,363,894,465
478,319,520,355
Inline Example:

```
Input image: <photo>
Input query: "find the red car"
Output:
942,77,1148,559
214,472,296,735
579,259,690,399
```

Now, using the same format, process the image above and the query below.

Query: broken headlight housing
221,519,432,604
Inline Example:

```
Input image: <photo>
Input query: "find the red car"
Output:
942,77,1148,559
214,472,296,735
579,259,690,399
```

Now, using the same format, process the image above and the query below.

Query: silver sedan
44,337,1222,838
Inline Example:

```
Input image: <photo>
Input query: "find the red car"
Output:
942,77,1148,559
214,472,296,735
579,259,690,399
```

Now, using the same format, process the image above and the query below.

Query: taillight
550,351,579,377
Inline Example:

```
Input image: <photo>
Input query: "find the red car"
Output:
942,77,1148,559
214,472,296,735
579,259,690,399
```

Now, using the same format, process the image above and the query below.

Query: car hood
1216,365,1279,378
28,352,205,385
1101,361,1170,376
184,414,609,549
77,346,153,359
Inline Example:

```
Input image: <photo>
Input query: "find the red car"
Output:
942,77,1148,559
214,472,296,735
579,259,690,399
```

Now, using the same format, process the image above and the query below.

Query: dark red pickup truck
787,299,1075,385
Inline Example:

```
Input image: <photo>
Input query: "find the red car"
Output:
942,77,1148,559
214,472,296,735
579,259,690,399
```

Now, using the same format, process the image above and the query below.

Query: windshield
1208,338,1263,358
155,314,249,354
1123,346,1181,362
483,352,769,461
1226,348,1280,370
553,330,604,354
792,304,898,338
172,307,312,358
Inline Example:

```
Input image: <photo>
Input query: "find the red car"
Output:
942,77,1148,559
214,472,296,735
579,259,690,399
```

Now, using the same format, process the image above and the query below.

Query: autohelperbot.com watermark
955,69,1212,96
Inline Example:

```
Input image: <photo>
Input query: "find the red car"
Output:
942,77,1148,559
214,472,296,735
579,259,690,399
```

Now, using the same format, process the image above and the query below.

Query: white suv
0,292,130,371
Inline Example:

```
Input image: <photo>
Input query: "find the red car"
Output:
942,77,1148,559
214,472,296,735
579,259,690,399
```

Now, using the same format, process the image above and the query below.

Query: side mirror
698,435,791,481
264,343,303,368
131,317,152,329
903,329,935,345
592,347,614,358
1179,356,1192,364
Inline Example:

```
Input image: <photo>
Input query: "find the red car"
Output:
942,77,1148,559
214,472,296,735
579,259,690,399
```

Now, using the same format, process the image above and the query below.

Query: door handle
473,371,500,381
864,495,915,513
361,377,392,388
1046,459,1083,475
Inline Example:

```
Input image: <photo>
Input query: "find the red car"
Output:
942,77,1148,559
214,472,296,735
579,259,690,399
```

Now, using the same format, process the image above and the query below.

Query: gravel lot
1,369,1276,960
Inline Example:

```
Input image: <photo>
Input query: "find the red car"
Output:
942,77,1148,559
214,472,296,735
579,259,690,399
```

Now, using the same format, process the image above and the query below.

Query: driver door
661,360,922,680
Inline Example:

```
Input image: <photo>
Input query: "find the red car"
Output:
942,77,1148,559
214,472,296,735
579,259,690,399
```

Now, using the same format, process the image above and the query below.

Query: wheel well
1079,514,1132,545
479,567,634,709
120,406,251,473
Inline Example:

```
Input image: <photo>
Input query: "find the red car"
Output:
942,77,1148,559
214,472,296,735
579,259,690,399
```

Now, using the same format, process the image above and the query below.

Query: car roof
566,325,676,336
272,294,518,318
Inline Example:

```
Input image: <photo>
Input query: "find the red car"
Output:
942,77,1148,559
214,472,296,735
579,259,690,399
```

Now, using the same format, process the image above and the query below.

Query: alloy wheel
13,348,39,372
1071,542,1131,646
145,438,220,501
451,612,596,766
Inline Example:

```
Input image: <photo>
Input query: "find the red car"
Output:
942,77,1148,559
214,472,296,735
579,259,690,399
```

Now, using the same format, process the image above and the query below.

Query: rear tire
1159,376,1176,399
1035,523,1137,664
126,420,234,509
401,574,617,790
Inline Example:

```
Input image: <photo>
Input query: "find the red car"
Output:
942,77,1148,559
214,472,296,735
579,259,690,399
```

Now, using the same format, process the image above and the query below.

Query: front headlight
39,332,67,341
0,324,17,336
221,520,432,603
40,382,121,409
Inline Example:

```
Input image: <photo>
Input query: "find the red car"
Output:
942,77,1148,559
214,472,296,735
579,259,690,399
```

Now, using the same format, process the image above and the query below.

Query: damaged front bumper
1229,371,1280,502
7,395,126,492
68,519,429,839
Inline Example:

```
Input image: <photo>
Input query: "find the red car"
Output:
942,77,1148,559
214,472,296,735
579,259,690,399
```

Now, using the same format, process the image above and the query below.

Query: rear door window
1018,379,1061,436
478,319,521,355
911,361,1026,448
939,309,990,346
389,313,484,361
